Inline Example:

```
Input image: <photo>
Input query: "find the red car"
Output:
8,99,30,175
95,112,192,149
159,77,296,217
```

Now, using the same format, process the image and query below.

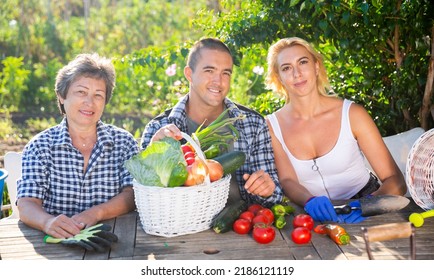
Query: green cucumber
213,151,246,175
212,200,247,233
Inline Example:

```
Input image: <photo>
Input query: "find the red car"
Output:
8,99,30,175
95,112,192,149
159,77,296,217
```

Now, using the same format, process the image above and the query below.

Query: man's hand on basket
151,124,183,143
44,223,118,252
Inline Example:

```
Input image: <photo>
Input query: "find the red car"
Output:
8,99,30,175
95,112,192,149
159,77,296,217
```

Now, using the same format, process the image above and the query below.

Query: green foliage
25,117,58,134
0,0,432,139
253,92,285,116
0,111,32,145
22,58,64,114
228,46,269,105
0,57,30,111
2,183,11,218
109,44,191,116
0,116,14,140
195,0,433,135
0,0,207,116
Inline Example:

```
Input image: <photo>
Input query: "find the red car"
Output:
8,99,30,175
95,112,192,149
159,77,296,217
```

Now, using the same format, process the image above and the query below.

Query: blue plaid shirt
17,118,139,216
141,95,283,207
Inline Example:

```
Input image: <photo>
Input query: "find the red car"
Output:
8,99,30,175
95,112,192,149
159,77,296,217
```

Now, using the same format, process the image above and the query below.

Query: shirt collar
54,118,113,149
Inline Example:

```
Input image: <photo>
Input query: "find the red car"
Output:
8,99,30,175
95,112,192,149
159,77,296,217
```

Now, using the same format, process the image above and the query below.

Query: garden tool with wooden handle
333,195,410,217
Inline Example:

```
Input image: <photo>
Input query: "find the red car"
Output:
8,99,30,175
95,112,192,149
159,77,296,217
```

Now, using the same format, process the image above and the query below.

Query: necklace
76,138,96,148
81,141,95,148
72,132,97,149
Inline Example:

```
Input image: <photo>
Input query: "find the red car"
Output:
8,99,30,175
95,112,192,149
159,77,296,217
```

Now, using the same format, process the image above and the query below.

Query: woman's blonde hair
265,37,331,103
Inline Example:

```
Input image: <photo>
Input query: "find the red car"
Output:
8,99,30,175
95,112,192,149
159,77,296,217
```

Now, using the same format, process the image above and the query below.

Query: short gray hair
55,53,115,114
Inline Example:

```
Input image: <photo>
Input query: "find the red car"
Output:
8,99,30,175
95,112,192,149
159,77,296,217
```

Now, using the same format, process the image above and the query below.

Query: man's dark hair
186,38,233,71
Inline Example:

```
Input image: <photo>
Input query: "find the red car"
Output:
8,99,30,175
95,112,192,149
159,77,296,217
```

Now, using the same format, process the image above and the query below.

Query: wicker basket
406,128,434,210
133,132,231,237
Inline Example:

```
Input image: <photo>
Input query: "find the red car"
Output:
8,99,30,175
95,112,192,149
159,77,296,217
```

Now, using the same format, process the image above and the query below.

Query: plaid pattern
17,118,139,216
141,95,283,207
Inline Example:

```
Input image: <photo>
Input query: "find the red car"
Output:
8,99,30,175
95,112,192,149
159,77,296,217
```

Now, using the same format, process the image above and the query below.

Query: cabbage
125,137,188,187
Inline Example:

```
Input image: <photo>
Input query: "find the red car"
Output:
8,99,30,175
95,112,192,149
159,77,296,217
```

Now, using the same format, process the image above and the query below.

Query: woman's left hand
337,200,366,223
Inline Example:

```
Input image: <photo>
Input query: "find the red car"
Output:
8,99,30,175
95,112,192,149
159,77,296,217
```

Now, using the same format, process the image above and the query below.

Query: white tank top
267,99,370,199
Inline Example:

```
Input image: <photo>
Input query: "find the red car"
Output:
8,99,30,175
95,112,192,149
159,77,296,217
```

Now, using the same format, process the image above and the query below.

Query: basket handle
180,132,211,186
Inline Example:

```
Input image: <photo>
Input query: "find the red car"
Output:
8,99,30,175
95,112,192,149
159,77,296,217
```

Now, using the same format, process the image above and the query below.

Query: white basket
134,175,230,237
133,132,231,237
406,128,434,210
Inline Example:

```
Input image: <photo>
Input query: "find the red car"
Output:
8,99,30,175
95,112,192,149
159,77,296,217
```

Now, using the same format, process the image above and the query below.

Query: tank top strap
341,99,354,139
266,113,293,160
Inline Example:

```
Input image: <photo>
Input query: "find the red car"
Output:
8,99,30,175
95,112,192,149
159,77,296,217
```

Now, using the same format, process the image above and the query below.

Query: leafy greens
125,137,188,187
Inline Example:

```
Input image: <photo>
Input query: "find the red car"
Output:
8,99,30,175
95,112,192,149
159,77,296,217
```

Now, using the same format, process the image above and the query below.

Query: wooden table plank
0,218,85,260
133,222,294,260
110,211,137,259
2,198,434,260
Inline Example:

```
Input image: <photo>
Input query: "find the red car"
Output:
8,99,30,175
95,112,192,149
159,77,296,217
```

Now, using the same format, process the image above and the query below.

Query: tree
196,0,434,135
0,0,208,115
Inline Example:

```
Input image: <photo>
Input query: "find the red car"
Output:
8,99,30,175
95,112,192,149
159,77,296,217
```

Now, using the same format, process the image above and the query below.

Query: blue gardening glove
304,196,339,222
337,200,366,224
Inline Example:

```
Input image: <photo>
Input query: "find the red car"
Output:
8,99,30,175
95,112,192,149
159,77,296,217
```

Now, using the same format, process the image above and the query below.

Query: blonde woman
265,37,406,223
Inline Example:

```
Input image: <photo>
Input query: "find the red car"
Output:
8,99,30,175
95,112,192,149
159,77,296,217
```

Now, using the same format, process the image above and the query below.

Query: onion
205,159,224,182
183,158,209,186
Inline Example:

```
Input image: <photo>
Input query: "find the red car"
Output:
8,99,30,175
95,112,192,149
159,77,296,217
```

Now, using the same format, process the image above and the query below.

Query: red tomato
252,226,276,244
239,211,255,222
181,144,193,154
184,151,195,159
185,157,195,166
233,218,252,234
248,204,263,215
252,214,271,226
257,208,275,223
293,214,314,230
291,226,312,244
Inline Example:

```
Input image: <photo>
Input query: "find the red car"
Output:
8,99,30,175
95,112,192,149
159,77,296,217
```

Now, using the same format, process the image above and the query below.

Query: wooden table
1,198,433,260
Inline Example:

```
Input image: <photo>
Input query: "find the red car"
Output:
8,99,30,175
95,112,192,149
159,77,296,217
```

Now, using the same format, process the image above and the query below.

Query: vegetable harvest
314,224,351,245
213,200,247,233
270,202,295,229
126,108,246,188
183,157,209,186
214,151,246,175
192,107,246,157
125,137,188,187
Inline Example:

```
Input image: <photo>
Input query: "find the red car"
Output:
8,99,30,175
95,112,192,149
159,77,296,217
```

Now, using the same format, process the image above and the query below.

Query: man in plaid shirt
141,38,283,207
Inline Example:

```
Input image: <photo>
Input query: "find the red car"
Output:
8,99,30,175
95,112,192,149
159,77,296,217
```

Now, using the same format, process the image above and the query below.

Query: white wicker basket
406,128,434,210
133,132,231,237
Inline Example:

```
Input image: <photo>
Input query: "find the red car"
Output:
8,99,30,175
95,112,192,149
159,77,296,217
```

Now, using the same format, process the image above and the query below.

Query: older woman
265,37,406,223
17,53,138,238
